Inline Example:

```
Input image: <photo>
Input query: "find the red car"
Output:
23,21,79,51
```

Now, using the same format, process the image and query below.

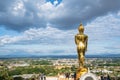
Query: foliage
0,67,13,80
30,60,52,65
8,65,59,76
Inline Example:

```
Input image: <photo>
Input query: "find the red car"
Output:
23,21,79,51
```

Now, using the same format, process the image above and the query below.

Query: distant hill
86,53,120,58
0,53,120,59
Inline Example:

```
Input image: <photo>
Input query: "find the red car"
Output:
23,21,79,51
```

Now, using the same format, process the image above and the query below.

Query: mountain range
0,53,120,59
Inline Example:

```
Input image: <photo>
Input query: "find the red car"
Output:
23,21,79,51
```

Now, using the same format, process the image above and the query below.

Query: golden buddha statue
75,23,88,80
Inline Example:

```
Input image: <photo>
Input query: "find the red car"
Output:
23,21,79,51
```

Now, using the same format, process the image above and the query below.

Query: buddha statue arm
75,35,79,45
85,36,88,51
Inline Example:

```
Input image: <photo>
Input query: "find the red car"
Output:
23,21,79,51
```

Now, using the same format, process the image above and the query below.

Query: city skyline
0,0,120,56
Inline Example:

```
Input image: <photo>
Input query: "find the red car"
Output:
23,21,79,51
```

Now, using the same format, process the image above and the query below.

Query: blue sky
0,0,120,56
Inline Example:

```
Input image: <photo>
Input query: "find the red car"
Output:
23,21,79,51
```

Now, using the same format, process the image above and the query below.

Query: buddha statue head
78,23,84,34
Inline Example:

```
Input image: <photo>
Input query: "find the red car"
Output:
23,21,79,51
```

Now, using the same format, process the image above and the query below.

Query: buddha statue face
78,24,84,34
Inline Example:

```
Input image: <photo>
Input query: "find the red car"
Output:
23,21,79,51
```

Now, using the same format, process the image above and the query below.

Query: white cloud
86,13,120,40
1,0,120,31
1,13,120,55
0,0,120,55
38,1,64,20
12,0,25,15
0,35,22,45
54,0,58,6
85,13,120,54
0,26,76,55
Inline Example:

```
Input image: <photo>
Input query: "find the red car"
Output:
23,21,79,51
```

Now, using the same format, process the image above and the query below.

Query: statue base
79,72,98,80
76,67,88,80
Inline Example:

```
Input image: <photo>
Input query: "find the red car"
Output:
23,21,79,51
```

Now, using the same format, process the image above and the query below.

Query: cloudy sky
0,0,120,56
